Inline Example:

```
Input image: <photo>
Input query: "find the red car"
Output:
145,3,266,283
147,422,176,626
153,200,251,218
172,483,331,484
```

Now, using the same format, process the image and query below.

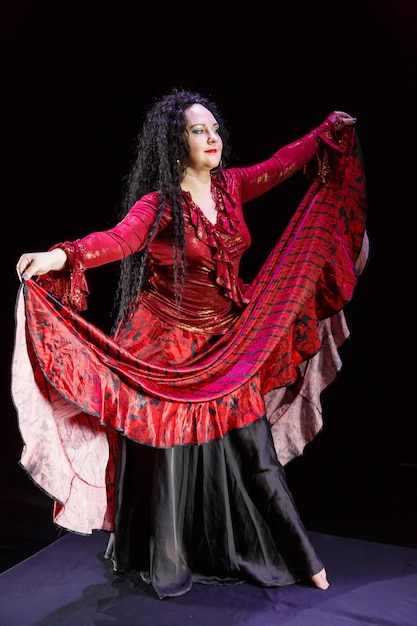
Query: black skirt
104,417,323,599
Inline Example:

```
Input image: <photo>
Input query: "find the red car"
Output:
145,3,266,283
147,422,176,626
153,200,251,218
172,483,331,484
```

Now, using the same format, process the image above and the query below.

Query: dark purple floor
1,530,416,625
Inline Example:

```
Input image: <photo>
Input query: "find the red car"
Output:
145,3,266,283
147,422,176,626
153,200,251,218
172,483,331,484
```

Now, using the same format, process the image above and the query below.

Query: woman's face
184,104,223,172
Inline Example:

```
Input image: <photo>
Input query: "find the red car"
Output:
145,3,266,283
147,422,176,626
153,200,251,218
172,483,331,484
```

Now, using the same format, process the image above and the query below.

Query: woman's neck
180,168,211,193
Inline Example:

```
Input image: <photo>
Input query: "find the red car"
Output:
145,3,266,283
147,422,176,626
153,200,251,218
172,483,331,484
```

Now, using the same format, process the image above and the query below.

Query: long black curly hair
112,88,231,332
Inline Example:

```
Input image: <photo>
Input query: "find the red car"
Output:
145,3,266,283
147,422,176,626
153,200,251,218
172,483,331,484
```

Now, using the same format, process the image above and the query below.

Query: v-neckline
183,189,219,227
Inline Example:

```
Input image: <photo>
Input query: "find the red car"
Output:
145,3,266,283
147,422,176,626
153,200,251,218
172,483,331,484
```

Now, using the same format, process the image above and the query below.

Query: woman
13,89,367,599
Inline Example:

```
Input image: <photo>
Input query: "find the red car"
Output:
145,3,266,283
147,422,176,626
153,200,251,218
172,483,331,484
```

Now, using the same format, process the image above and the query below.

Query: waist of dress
140,286,240,335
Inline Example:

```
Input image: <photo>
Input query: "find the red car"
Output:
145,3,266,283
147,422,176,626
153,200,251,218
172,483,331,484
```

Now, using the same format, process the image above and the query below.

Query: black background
1,0,416,570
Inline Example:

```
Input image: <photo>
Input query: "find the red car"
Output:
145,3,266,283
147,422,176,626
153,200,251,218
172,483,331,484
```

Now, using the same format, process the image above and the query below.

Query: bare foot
311,567,330,590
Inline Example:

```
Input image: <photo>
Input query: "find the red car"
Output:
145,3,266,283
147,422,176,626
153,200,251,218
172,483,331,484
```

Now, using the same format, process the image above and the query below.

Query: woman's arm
235,111,356,203
15,194,163,311
16,193,161,281
274,111,356,182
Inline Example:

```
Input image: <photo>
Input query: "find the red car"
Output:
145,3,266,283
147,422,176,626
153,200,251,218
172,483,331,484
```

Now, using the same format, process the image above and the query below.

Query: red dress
12,123,368,598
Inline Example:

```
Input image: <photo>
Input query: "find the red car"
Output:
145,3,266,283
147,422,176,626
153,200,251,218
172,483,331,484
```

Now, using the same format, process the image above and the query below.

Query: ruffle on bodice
183,179,250,307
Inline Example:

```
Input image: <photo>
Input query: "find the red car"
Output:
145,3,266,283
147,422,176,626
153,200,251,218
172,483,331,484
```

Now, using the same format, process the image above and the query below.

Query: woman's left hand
328,110,357,131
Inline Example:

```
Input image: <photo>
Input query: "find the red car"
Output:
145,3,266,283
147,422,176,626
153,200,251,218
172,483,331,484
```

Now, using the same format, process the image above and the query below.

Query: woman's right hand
16,248,68,281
